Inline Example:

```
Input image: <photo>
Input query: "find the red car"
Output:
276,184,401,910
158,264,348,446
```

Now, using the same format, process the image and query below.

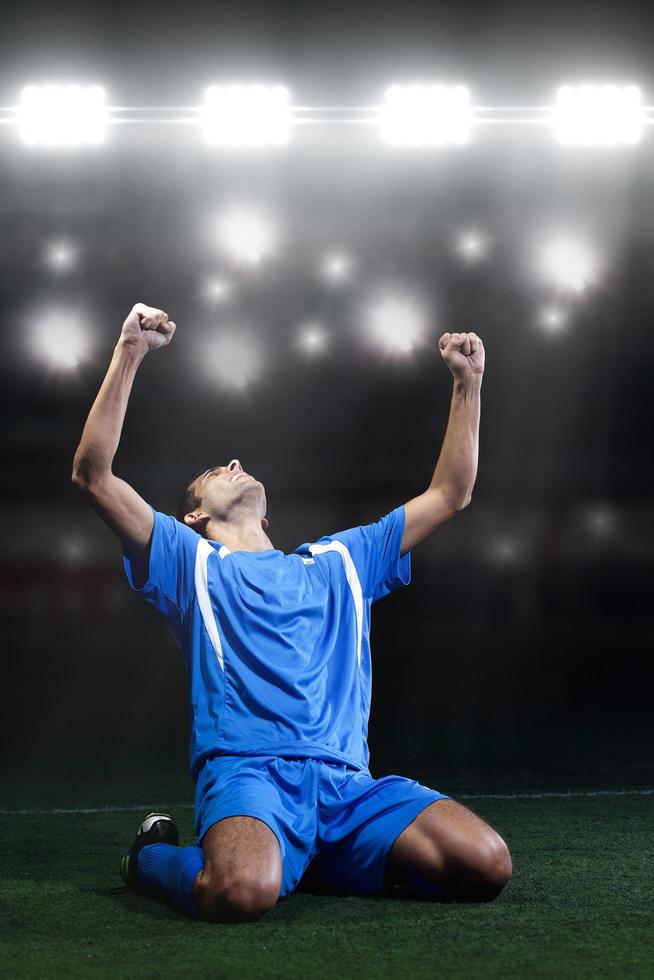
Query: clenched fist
439,332,484,381
119,303,176,355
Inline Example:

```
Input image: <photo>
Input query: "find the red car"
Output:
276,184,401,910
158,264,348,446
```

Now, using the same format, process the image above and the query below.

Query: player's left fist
438,331,484,381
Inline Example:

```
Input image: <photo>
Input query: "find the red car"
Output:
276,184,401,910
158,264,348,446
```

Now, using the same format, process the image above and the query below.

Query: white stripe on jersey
309,540,363,669
194,539,225,671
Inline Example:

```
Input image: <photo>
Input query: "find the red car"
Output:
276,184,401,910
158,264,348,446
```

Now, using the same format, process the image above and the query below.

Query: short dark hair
175,473,203,526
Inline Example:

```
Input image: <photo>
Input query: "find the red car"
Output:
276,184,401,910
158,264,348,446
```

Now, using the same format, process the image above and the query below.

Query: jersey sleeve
321,504,411,602
122,507,199,619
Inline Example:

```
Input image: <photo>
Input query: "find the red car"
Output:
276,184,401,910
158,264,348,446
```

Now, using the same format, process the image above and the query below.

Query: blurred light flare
29,309,91,369
553,84,644,146
202,85,290,146
46,240,76,271
298,321,328,355
320,251,354,284
539,306,567,332
203,277,232,303
200,328,265,390
18,84,107,145
380,85,471,146
216,206,277,265
361,288,430,355
539,237,599,293
456,230,489,262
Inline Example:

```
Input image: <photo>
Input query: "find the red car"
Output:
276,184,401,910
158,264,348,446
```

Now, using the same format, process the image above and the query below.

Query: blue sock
137,844,204,917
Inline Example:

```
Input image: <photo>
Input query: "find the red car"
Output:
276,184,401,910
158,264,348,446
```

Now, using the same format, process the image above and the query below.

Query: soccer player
72,302,511,922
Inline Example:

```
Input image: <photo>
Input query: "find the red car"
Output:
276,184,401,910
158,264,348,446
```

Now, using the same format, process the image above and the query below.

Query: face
190,458,267,525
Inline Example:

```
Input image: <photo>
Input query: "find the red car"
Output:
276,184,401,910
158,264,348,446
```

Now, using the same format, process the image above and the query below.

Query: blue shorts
195,754,448,898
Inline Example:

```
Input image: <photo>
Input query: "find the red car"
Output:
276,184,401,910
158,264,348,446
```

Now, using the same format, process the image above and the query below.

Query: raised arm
401,332,484,555
71,303,176,555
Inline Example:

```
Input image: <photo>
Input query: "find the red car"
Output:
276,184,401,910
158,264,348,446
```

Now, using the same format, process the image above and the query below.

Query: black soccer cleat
120,812,179,890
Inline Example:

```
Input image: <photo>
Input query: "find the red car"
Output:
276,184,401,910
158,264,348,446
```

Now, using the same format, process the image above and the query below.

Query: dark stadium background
1,0,653,809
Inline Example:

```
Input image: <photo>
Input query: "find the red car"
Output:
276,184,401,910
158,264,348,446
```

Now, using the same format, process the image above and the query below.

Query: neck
205,517,275,553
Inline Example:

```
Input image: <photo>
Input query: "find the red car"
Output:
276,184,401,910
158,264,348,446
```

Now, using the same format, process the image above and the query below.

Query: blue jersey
122,505,411,780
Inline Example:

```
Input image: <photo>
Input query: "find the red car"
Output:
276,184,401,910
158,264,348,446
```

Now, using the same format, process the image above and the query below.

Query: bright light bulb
19,84,107,145
216,207,277,265
553,84,644,146
203,85,290,146
381,84,471,146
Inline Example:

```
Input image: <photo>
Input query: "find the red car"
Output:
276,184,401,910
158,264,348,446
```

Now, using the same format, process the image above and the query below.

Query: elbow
455,494,472,512
71,458,106,492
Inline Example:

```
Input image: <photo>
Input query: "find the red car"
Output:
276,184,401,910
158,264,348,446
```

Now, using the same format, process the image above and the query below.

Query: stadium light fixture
202,85,290,146
216,206,277,265
540,237,598,293
30,309,90,369
45,240,76,271
18,84,107,145
361,288,429,354
200,329,265,390
380,85,471,146
552,84,644,146
298,321,328,354
320,251,354,284
203,278,232,303
539,306,567,332
455,230,488,262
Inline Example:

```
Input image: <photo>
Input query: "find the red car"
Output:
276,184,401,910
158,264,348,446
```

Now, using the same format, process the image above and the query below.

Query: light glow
203,85,290,146
18,84,107,145
540,237,598,293
455,230,488,262
380,85,471,146
320,251,353,284
46,240,76,271
204,278,232,303
200,328,265,390
298,321,328,354
552,84,644,146
29,309,90,369
539,306,567,332
361,288,430,354
216,206,277,265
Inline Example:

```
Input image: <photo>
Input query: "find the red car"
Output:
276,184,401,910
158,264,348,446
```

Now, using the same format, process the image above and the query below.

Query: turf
1,795,653,980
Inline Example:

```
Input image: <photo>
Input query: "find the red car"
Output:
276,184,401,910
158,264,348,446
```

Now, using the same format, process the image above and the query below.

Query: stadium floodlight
216,206,277,265
30,308,90,369
202,85,290,146
540,237,598,293
380,85,471,146
298,321,328,354
455,230,488,262
18,84,107,145
539,306,567,332
203,278,232,303
320,251,353,284
361,288,429,354
45,240,76,271
552,84,644,145
200,328,265,390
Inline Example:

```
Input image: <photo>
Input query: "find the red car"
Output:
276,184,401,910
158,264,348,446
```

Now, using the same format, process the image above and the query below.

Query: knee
195,868,280,923
465,833,512,902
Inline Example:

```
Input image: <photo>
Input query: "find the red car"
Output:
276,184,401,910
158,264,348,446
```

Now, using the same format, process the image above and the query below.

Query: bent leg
385,798,512,902
194,815,282,922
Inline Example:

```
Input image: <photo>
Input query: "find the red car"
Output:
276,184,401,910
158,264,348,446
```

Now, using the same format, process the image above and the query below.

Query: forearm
72,341,145,484
428,375,482,507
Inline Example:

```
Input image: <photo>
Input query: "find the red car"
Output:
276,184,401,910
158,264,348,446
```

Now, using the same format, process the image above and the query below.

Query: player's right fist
118,303,177,354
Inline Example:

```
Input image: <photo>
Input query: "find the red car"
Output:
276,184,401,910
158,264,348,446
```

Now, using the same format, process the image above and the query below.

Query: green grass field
2,790,653,980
